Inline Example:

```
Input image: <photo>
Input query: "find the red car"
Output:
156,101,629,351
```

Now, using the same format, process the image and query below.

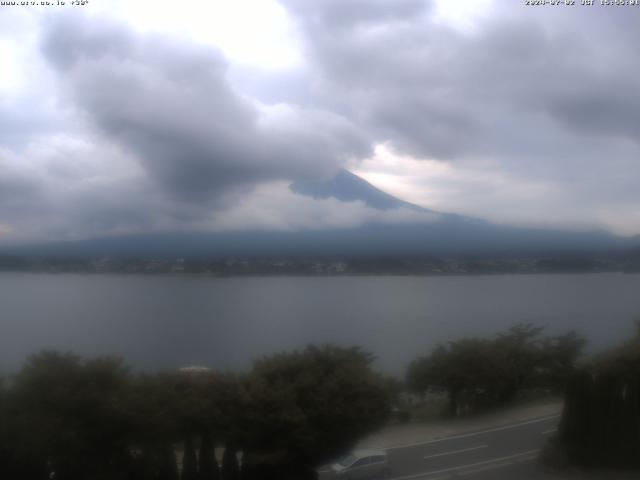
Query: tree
182,437,198,480
8,352,134,480
494,323,545,398
221,446,240,480
203,375,245,454
0,377,8,467
238,345,391,479
407,325,586,416
198,432,219,480
539,331,586,392
157,445,181,480
556,329,640,468
0,377,30,478
0,346,392,480
125,373,184,480
407,338,509,415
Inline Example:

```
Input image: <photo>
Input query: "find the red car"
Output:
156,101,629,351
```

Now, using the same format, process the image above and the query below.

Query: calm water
1,272,639,376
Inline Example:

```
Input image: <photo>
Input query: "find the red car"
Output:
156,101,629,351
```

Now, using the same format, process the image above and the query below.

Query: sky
1,0,640,244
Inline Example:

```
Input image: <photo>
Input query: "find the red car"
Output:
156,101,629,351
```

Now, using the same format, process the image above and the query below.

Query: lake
1,272,639,376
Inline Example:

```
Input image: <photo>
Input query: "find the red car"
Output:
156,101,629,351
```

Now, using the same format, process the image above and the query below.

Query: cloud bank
1,1,640,242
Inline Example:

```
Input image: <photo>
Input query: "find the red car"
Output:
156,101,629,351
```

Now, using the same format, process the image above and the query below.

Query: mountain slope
290,169,428,212
2,170,637,258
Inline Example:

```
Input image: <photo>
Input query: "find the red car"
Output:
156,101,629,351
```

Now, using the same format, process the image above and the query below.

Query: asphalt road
321,414,561,480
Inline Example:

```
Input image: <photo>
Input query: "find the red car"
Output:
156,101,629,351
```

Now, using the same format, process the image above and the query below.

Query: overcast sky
1,0,639,244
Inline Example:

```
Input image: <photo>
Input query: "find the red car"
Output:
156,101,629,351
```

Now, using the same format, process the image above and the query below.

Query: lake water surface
1,272,639,376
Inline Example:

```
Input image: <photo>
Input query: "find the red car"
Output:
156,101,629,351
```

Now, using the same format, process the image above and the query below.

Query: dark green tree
539,330,586,392
239,345,391,479
407,338,502,415
221,445,240,480
182,437,198,480
494,323,545,398
198,432,219,480
407,325,585,416
205,375,245,455
157,445,180,480
8,352,134,480
557,328,640,468
126,374,183,480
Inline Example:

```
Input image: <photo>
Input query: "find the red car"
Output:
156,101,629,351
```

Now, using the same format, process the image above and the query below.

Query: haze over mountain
3,4,640,246
290,169,429,212
4,170,636,259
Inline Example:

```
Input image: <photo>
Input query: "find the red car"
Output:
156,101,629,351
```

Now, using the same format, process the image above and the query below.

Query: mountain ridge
1,170,637,258
290,168,430,212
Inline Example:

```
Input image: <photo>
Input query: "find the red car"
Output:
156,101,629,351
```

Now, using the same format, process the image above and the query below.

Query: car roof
352,449,387,458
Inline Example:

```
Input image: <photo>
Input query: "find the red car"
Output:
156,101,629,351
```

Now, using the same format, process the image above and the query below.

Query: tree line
406,324,586,416
407,322,640,471
553,325,640,469
0,346,391,480
4,322,634,478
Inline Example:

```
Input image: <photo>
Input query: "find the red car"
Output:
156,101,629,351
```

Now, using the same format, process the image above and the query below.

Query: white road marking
423,444,488,460
389,450,540,480
457,461,513,476
458,453,538,476
387,414,560,451
542,428,557,435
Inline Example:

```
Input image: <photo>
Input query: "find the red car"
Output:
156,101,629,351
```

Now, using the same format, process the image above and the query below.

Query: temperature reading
0,1,90,5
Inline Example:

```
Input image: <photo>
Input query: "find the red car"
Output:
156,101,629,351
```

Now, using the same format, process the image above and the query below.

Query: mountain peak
290,169,429,212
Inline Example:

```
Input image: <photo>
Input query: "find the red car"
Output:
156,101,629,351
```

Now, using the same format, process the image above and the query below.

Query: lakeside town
2,253,640,276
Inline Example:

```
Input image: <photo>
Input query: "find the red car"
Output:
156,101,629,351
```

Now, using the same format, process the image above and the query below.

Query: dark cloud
280,0,429,30
279,1,640,155
41,16,132,71
41,15,372,204
2,2,640,241
278,0,640,227
0,167,42,210
0,152,52,241
0,12,378,242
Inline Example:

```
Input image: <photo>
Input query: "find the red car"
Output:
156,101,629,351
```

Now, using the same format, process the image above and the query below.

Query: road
320,414,561,479
385,414,558,479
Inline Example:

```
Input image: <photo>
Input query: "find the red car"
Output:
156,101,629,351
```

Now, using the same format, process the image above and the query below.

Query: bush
556,329,640,469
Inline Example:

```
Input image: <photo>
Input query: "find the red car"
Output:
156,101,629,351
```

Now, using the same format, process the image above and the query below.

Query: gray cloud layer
281,1,640,158
1,2,640,242
276,0,640,232
42,15,371,203
0,12,376,242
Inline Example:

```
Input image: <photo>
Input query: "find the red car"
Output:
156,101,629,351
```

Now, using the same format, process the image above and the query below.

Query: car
331,449,391,479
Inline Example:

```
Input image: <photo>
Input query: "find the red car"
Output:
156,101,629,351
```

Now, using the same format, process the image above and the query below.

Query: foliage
198,432,219,480
182,437,198,480
538,330,586,390
155,445,180,480
221,446,240,480
557,328,640,468
5,352,134,480
0,345,391,480
407,324,585,416
239,345,392,478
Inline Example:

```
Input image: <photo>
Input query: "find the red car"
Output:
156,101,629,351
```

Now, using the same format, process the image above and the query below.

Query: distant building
178,365,212,375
